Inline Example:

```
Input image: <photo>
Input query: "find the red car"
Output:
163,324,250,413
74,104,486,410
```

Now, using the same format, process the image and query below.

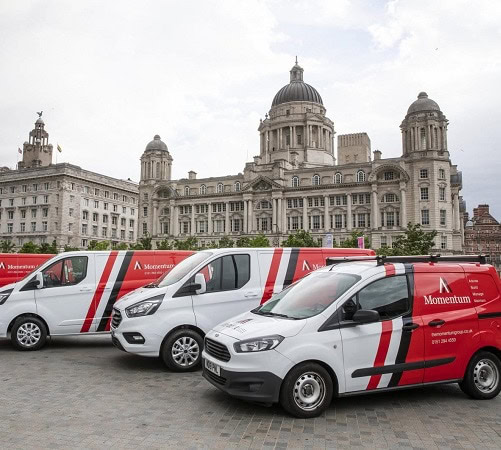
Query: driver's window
42,256,88,288
341,275,410,321
195,254,250,293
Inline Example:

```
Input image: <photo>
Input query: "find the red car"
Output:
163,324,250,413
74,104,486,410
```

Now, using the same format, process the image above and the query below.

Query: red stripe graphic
384,264,396,277
260,248,283,304
80,251,118,333
366,320,393,390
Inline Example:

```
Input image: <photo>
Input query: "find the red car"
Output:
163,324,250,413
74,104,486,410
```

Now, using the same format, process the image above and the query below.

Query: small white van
111,247,375,371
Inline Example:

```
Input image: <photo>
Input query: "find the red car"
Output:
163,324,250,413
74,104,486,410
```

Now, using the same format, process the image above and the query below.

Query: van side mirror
35,272,44,289
353,309,380,324
194,273,206,295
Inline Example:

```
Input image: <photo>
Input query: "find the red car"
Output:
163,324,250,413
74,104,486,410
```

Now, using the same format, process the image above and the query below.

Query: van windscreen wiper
254,310,299,320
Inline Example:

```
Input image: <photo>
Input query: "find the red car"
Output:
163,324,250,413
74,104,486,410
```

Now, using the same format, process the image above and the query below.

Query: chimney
473,204,489,218
188,170,197,180
373,150,382,160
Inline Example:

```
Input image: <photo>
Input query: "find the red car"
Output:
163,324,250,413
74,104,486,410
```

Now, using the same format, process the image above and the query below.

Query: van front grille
205,337,231,362
111,308,122,329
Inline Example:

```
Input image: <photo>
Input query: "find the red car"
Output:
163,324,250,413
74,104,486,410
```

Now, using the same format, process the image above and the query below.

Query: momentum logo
424,277,471,305
0,262,4,270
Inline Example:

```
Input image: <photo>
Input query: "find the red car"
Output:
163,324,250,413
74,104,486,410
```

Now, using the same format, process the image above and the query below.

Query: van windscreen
255,272,360,319
157,252,213,287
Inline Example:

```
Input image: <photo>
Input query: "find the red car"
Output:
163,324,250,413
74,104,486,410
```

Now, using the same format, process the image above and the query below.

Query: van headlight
125,295,164,318
0,290,12,305
233,335,284,353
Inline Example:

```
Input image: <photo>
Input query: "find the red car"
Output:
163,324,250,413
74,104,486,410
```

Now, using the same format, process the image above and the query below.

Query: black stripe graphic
478,312,501,319
97,251,134,332
352,357,455,378
388,265,415,387
283,248,300,289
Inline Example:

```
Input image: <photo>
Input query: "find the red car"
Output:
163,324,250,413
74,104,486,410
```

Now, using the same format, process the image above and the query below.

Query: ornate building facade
0,116,139,249
139,62,464,251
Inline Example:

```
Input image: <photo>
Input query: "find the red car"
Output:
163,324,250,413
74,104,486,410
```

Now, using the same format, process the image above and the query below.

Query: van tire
11,316,48,351
161,329,203,372
459,351,501,400
279,363,333,418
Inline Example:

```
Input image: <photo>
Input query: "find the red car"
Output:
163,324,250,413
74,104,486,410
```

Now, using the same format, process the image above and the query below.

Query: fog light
123,332,145,344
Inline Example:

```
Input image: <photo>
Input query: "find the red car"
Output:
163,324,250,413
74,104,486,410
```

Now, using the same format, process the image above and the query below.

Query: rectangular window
7,223,13,233
112,216,118,226
420,168,428,179
31,222,36,232
197,221,208,233
334,214,343,229
7,211,13,220
129,231,134,241
84,198,89,207
20,223,25,232
31,209,37,219
231,219,241,232
420,187,429,200
43,195,49,203
82,239,88,248
143,207,148,217
421,209,430,225
129,219,134,228
103,215,108,224
33,183,38,191
9,199,14,206
441,235,447,250
42,222,48,231
122,206,127,214
439,168,445,179
94,200,99,208
439,187,446,201
21,210,26,219
105,191,110,198
440,209,446,226
92,225,98,236
113,204,118,212
104,202,109,210
358,214,367,228
142,223,147,235
93,213,99,222
386,212,395,227
81,223,86,234
32,196,37,204
380,235,387,248
82,211,88,220
121,218,126,227
102,227,108,237
22,185,27,192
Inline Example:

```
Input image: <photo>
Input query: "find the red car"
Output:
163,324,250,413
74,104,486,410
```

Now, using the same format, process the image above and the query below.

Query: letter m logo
134,261,142,270
439,277,451,294
0,262,4,270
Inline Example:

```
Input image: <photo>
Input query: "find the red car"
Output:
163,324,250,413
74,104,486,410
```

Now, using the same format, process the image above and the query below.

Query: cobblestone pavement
1,336,500,449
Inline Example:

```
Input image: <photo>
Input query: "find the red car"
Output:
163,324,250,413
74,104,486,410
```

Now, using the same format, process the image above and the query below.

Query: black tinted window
343,275,409,321
197,254,250,293
42,256,88,288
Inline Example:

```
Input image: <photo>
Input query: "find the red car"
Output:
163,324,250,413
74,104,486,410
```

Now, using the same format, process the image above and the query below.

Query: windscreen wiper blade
255,311,298,320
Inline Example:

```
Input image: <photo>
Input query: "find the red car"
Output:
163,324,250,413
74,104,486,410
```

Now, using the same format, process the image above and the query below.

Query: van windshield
254,272,360,319
157,252,213,287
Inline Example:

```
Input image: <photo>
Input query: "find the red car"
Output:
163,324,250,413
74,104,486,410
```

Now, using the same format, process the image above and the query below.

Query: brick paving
0,336,500,449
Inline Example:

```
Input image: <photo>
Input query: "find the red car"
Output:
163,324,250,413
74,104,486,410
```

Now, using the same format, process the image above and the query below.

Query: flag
57,144,62,153
18,148,22,154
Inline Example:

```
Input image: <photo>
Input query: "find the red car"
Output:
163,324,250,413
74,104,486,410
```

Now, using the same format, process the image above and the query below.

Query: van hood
212,311,307,341
114,285,172,309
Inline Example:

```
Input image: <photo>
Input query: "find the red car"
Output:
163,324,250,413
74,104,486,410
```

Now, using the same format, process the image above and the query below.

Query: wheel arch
7,313,50,336
471,346,501,363
161,324,206,351
284,359,339,396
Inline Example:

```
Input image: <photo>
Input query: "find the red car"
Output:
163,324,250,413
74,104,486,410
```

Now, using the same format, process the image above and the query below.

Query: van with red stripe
111,247,375,371
0,253,53,287
202,255,501,418
0,250,193,350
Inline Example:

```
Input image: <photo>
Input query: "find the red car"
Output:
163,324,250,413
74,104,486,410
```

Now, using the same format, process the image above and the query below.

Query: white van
111,247,375,371
202,255,501,418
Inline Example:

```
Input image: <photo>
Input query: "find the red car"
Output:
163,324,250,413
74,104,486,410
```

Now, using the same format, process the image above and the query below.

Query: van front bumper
110,315,163,357
202,360,283,404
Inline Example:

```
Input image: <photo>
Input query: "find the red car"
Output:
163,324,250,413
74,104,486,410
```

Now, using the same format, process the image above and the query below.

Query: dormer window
292,176,299,187
356,170,366,182
334,173,342,184
199,185,207,195
184,186,190,196
312,174,320,186
234,181,241,192
217,183,224,193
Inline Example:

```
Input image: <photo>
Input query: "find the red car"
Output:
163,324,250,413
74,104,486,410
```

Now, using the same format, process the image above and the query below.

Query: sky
0,0,500,219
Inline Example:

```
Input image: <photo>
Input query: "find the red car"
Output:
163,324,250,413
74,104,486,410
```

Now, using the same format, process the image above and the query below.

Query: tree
19,242,40,253
174,237,198,250
281,230,320,248
377,223,438,256
235,236,252,248
63,245,80,252
114,243,128,250
138,234,153,250
218,235,234,248
249,234,270,247
339,231,371,249
40,240,58,254
156,239,173,250
87,240,110,251
0,240,15,253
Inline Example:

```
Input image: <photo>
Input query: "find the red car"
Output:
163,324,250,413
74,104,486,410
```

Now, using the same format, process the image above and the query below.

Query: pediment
244,175,282,192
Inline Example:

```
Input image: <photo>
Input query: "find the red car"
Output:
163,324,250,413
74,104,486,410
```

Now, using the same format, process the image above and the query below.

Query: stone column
208,202,213,234
453,193,460,231
152,201,158,236
302,197,308,231
169,201,175,236
371,187,378,230
305,123,309,149
173,205,179,236
347,193,352,231
400,185,407,228
272,199,277,230
281,198,287,233
191,205,195,236
292,126,296,148
248,200,254,233
277,198,282,232
243,200,248,233
324,195,329,230
225,202,229,234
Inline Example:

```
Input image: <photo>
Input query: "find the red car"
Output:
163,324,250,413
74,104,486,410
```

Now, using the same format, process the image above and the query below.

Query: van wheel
11,317,47,351
459,351,501,399
279,363,333,418
161,329,203,372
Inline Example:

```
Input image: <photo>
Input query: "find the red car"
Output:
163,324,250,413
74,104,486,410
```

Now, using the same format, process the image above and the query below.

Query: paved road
0,336,500,449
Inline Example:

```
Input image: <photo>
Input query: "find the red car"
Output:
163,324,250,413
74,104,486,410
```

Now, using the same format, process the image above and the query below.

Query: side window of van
198,254,250,293
342,275,410,321
42,256,88,288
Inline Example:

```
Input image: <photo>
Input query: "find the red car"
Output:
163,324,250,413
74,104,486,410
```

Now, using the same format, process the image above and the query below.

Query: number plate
205,358,220,376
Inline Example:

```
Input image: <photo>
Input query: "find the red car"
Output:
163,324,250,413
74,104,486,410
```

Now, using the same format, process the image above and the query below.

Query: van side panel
0,253,53,287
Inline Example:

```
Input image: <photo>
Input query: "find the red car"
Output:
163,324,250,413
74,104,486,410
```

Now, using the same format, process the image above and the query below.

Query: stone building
464,205,501,273
0,116,139,249
139,62,464,251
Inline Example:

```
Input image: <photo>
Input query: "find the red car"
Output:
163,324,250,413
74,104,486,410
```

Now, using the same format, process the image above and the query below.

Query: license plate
205,358,220,376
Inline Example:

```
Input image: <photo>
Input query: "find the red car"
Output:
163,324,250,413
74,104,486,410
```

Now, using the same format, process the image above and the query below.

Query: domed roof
407,92,441,115
35,118,44,125
271,62,323,107
145,134,168,152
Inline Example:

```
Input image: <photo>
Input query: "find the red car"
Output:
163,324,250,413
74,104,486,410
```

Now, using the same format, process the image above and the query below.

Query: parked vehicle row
1,249,500,418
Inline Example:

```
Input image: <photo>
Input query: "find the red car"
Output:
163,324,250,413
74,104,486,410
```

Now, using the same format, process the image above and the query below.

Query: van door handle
244,292,259,298
80,287,93,292
428,319,445,327
402,322,419,331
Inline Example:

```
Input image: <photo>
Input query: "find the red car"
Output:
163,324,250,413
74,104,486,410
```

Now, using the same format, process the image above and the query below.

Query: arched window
217,183,224,193
234,181,241,192
312,174,320,186
334,172,342,184
292,176,299,187
184,186,190,196
200,184,207,195
357,170,366,182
